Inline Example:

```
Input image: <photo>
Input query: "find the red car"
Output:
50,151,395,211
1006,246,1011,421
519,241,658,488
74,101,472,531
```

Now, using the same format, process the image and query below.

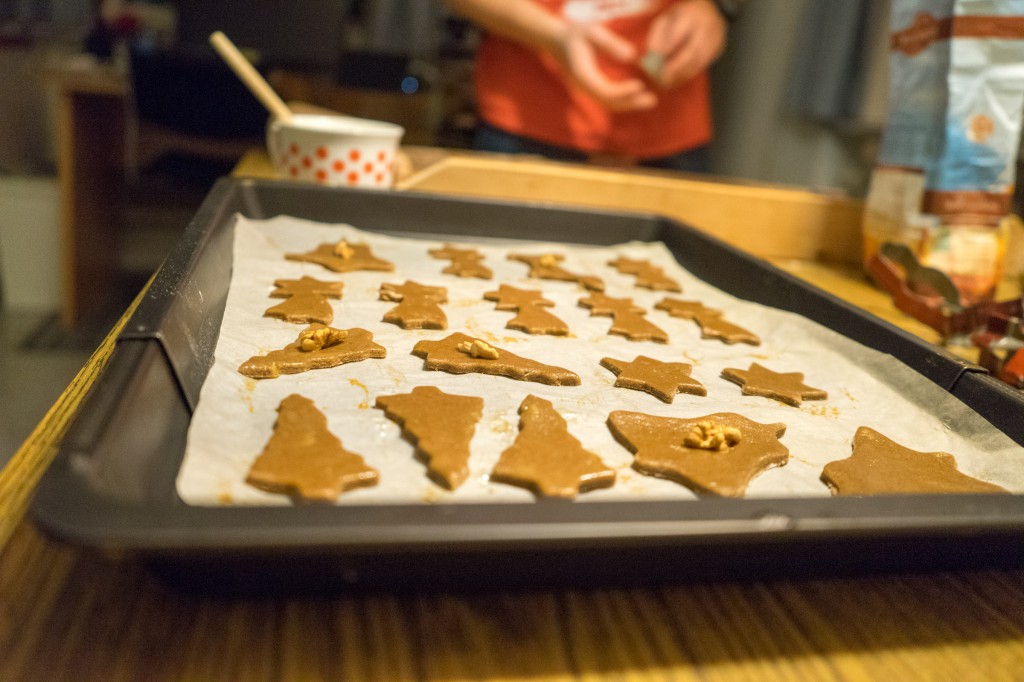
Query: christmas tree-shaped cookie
264,276,343,325
380,281,448,329
491,395,616,498
376,385,484,489
579,293,669,343
286,239,394,273
484,284,569,336
412,333,580,385
246,394,379,502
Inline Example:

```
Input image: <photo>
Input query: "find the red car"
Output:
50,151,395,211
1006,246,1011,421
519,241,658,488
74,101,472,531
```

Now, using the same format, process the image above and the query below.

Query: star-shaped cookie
607,411,789,497
600,355,706,402
720,362,826,407
490,395,616,498
246,394,379,503
821,426,1009,496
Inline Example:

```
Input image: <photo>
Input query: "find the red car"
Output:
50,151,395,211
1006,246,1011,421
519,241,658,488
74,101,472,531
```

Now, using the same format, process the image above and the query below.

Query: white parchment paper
177,215,1024,505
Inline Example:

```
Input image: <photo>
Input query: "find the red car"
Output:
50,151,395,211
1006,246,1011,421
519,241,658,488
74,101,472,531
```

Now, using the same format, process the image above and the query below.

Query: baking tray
30,177,1024,592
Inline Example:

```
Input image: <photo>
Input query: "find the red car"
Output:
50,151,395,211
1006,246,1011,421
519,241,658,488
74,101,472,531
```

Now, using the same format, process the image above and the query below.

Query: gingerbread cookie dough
600,355,706,402
821,426,1009,496
579,293,669,343
508,252,604,291
239,324,386,379
264,276,343,325
654,297,760,346
380,281,448,330
429,244,493,279
286,239,394,273
412,332,580,385
246,394,379,502
607,411,789,497
484,284,569,336
721,362,826,407
608,257,681,292
375,386,484,490
491,395,616,499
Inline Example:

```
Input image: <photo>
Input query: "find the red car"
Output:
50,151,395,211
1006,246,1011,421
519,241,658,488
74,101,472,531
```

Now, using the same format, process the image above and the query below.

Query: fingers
562,23,657,111
645,0,727,89
584,23,637,63
570,43,658,111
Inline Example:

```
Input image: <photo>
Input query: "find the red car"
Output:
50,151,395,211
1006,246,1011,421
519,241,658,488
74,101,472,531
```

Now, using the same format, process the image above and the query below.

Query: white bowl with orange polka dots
267,114,405,189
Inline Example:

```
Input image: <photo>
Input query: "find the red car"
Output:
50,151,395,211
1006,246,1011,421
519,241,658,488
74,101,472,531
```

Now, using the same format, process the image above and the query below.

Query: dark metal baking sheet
30,178,1024,590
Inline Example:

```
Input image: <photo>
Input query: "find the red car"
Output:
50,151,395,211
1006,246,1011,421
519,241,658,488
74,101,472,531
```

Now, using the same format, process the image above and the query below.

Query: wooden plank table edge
0,279,149,550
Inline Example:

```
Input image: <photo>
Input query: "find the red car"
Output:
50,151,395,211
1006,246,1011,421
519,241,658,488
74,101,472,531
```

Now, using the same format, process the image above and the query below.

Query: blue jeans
473,122,711,174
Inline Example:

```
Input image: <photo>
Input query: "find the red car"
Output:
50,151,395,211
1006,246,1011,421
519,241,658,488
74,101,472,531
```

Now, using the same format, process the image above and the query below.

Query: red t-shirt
474,0,712,159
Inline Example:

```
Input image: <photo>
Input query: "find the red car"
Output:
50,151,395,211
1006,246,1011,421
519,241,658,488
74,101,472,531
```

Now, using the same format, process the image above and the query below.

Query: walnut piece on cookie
579,293,669,343
508,252,604,291
246,394,379,503
607,411,789,497
654,297,760,345
375,385,484,490
491,395,616,498
285,239,394,273
821,426,1009,496
412,332,580,385
600,355,706,402
720,362,826,407
608,257,681,292
429,244,493,279
264,276,343,325
484,284,569,336
239,324,386,379
380,281,448,330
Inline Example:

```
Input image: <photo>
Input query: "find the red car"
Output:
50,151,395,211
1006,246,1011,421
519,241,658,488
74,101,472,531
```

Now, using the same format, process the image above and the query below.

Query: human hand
645,0,727,89
555,22,658,112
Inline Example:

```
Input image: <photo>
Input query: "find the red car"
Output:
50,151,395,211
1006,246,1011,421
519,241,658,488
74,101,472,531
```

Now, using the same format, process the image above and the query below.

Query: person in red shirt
444,0,739,172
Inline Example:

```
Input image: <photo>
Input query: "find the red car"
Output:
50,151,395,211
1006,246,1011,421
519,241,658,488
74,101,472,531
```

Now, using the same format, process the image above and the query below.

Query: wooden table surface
4,152,1024,680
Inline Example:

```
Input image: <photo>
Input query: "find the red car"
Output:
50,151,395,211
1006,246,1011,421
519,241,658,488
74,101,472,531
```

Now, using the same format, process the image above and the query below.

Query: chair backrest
128,46,269,139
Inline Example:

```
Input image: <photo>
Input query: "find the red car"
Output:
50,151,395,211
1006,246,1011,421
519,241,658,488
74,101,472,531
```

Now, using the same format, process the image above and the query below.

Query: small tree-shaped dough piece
484,284,569,336
821,427,1009,496
491,395,616,498
380,281,448,329
508,253,604,291
579,293,669,343
286,239,394,273
608,411,789,497
412,332,580,385
608,257,681,292
429,244,493,279
264,276,343,325
239,324,386,379
375,385,484,489
721,362,826,407
655,297,760,345
246,394,379,502
600,356,706,402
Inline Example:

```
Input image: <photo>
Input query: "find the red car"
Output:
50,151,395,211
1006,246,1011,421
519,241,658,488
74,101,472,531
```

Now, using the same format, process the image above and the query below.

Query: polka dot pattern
274,141,396,188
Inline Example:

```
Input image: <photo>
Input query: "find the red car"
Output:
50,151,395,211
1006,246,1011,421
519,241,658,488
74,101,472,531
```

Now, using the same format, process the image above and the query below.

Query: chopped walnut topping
333,240,356,260
683,420,741,452
456,338,500,360
538,254,561,268
298,327,348,352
